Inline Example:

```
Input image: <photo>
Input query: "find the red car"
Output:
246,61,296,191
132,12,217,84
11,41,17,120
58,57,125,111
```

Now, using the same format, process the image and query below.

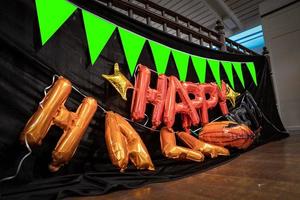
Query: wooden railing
91,0,259,55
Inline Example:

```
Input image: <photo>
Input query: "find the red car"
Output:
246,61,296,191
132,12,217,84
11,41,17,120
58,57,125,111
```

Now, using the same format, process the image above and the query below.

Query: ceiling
150,0,265,36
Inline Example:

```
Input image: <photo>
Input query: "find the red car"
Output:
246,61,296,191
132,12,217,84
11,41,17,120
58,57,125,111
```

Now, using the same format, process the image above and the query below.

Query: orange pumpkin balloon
199,121,255,149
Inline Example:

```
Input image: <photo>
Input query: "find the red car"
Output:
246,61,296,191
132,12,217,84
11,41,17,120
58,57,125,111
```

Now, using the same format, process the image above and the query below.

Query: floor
72,134,300,200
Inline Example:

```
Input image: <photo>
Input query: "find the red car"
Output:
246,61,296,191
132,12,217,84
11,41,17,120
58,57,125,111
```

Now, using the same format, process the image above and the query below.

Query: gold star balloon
102,63,133,100
226,84,240,107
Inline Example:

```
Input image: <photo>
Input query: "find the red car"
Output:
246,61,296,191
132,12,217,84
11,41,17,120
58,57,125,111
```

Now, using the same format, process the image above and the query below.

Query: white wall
260,0,300,132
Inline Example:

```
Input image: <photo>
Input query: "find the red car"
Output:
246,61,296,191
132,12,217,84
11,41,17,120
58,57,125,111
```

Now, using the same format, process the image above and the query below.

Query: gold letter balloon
160,127,205,162
160,127,230,161
105,111,154,172
20,76,97,172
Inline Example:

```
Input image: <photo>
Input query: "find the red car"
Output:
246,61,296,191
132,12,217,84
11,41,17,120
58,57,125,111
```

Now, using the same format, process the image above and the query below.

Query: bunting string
35,0,258,88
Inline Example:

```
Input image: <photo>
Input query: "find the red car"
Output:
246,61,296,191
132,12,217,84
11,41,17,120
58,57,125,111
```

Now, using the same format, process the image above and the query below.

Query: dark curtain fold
0,0,287,199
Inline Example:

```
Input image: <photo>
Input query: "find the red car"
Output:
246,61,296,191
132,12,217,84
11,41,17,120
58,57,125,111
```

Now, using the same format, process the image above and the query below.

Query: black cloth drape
0,0,288,199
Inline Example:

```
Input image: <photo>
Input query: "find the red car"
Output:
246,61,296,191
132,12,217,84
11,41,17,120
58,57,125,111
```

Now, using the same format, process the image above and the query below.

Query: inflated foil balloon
228,91,262,132
102,63,133,100
176,131,230,158
199,121,255,149
163,76,200,129
160,127,205,162
20,76,98,172
131,65,230,130
226,84,240,107
131,64,167,128
164,78,229,130
105,111,155,172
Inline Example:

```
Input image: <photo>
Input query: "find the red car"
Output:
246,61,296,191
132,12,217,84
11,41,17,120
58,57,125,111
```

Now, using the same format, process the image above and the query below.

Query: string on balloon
39,74,59,109
0,76,64,182
0,134,32,183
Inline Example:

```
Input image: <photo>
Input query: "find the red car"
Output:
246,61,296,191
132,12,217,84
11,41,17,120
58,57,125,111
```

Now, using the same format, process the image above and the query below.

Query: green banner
232,62,245,88
35,0,77,45
34,0,258,88
82,10,116,65
208,59,221,87
118,28,146,76
191,56,206,83
149,41,171,74
221,61,235,89
246,62,257,86
172,50,190,81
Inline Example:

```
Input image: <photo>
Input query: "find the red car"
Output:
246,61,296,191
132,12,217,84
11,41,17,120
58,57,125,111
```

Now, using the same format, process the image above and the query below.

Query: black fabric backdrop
0,0,288,199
